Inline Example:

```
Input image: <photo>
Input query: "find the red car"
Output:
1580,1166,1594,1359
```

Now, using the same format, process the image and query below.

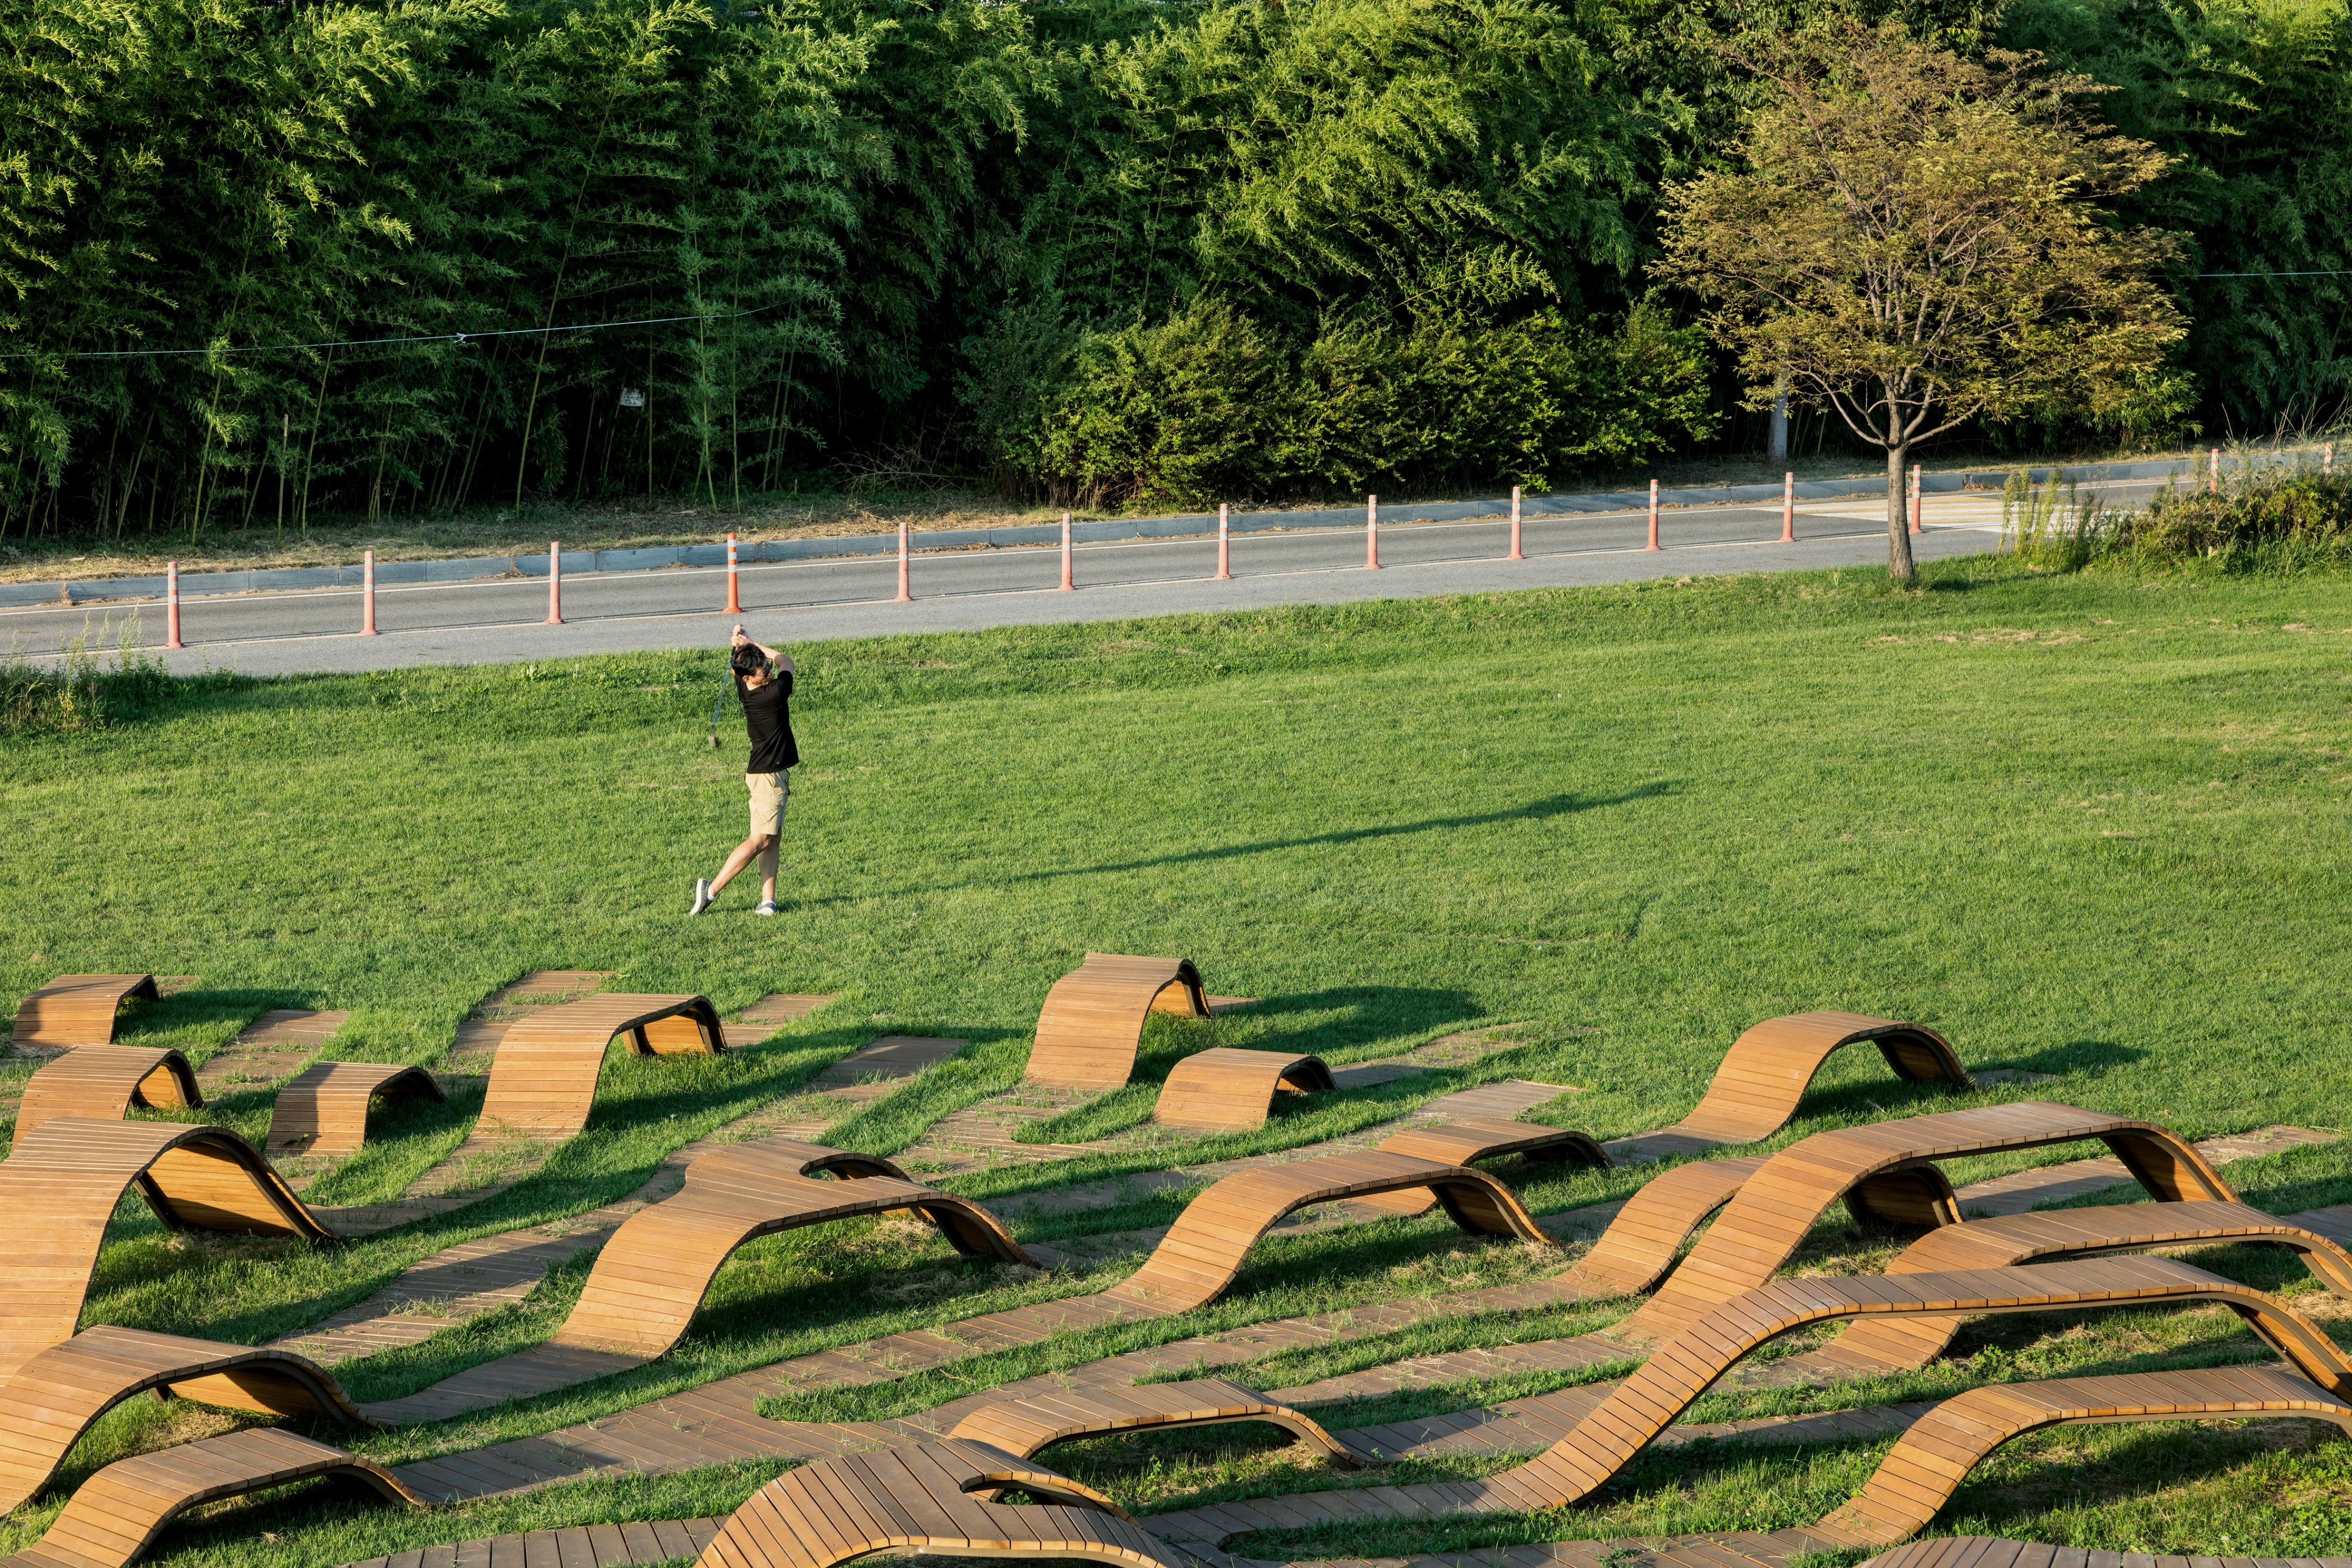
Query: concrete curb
0,450,2281,609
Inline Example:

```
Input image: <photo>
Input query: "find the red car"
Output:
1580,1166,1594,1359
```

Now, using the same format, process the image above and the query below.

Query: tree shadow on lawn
115,986,315,1049
906,785,1680,896
1970,1039,2146,1081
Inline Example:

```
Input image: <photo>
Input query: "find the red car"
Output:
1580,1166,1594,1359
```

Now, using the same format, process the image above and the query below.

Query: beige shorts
746,771,789,837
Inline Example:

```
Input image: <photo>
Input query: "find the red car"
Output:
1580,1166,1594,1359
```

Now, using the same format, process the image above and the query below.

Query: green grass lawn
5,552,2352,1565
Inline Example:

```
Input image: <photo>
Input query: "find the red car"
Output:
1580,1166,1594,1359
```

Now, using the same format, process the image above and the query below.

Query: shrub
2004,461,2352,571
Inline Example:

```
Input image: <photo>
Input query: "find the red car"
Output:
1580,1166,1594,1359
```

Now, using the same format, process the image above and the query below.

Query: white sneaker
689,878,714,916
754,900,778,917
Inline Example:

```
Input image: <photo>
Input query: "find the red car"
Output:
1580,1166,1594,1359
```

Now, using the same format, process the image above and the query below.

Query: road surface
1,483,2159,677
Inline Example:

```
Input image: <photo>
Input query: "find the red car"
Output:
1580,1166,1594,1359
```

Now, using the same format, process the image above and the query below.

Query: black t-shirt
737,669,798,773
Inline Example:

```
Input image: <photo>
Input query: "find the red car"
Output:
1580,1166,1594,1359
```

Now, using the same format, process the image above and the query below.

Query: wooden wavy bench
360,1138,1034,1423
1153,1048,1334,1134
264,1062,446,1157
1612,1101,2234,1344
1159,1255,2352,1540
1026,954,1211,1091
703,1136,912,1184
945,1377,1369,1468
1101,1150,1552,1315
1805,1199,2352,1377
3,1426,423,1568
692,1437,1189,1568
1658,1009,1972,1149
1354,1117,1612,1217
0,1118,333,1381
475,993,726,1138
16,1046,203,1137
0,1325,370,1513
1804,1365,2352,1549
9,975,164,1050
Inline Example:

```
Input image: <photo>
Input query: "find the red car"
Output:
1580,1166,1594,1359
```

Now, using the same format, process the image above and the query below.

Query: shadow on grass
1974,1039,2146,1079
915,785,1679,895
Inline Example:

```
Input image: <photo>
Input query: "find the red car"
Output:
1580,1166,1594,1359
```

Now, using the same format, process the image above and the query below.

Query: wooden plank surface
1025,954,1210,1091
266,1062,446,1156
1152,1048,1334,1134
16,1046,201,1137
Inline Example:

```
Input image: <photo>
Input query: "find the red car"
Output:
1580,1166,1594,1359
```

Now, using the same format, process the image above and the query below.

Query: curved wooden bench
1663,1009,1971,1147
1805,1199,2352,1377
5,1426,423,1568
1101,1150,1552,1315
1805,1365,2352,1548
0,1118,333,1381
16,1046,203,1137
264,1061,446,1156
690,1136,912,1184
1355,1117,1611,1217
1615,1101,2234,1344
693,1437,1188,1568
1163,1255,2349,1542
1026,954,1210,1091
1153,1049,1334,1134
945,1377,1369,1469
476,993,726,1139
1552,1151,1957,1298
9,975,162,1050
0,1324,370,1513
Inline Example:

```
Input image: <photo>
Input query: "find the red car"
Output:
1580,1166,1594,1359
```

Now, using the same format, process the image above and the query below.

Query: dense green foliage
2006,458,2352,568
0,0,2345,536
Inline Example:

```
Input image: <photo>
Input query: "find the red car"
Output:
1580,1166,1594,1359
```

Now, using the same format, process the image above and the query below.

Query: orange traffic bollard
1910,466,1924,534
360,549,379,636
1216,503,1232,579
1508,485,1523,560
544,540,564,624
1645,480,1659,550
1059,511,1074,590
2328,442,2336,474
165,561,183,648
1365,493,1381,568
2209,448,2220,493
725,533,743,614
895,517,911,602
1780,471,1794,543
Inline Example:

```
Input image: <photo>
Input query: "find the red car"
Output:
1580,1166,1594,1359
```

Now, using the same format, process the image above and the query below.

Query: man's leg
710,832,777,895
757,839,781,905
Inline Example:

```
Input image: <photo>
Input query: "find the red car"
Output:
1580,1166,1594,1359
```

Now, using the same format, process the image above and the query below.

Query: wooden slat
16,1046,202,1137
1025,954,1210,1091
266,1062,446,1157
0,1324,369,1514
476,995,726,1140
945,1377,1368,1468
1356,1117,1611,1216
1152,1048,1334,1134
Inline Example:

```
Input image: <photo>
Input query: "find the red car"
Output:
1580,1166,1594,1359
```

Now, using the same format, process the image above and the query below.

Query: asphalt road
2,481,2165,677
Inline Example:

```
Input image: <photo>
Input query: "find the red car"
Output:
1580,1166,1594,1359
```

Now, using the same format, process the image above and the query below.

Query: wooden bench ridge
1025,953,1210,1091
1665,1009,1971,1148
691,1437,1191,1568
944,1377,1370,1468
1355,1116,1610,1216
475,993,726,1140
2,1426,422,1568
0,1324,371,1514
16,1046,203,1137
266,1061,446,1157
1152,1047,1333,1134
1804,1198,2352,1377
1613,1100,2235,1343
1804,1365,2352,1548
0,1118,334,1381
1854,1535,2352,1567
1102,1149,1554,1315
687,1136,913,1185
9,975,164,1050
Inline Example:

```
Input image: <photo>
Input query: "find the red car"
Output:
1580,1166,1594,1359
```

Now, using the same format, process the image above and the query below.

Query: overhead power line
0,303,780,364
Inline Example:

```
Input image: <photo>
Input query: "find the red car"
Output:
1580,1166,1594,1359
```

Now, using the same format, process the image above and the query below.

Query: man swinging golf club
691,624,796,916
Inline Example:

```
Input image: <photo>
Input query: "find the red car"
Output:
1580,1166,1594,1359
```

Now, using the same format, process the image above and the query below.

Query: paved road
1,482,2162,677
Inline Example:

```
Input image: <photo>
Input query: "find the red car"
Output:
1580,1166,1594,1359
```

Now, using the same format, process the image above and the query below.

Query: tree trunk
1885,442,1916,581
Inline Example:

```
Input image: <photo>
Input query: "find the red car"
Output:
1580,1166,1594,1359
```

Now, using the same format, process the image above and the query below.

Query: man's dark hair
730,645,768,678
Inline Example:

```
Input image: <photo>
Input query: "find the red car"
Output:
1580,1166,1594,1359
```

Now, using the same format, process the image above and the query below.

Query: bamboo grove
1,0,2347,537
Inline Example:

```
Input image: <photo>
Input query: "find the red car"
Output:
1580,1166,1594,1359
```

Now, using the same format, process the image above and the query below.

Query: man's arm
730,625,795,674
